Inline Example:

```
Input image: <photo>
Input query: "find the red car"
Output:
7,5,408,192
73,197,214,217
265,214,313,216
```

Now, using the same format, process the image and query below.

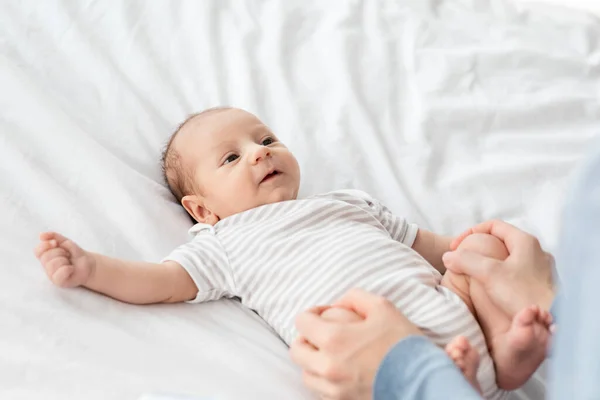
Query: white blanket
1,1,599,399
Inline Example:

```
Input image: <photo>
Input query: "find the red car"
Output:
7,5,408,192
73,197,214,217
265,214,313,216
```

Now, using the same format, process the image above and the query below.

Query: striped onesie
164,190,505,399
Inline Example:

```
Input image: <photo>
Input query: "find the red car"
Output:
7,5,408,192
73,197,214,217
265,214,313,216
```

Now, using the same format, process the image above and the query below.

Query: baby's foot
493,305,552,390
445,336,481,393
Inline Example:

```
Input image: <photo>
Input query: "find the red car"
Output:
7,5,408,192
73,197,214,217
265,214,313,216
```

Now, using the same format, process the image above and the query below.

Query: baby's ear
181,195,218,225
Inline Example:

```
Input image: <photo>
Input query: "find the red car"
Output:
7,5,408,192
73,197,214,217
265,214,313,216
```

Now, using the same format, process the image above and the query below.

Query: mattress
1,0,599,399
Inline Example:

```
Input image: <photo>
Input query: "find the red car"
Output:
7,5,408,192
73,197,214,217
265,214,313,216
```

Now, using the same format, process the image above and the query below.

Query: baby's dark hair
161,106,232,203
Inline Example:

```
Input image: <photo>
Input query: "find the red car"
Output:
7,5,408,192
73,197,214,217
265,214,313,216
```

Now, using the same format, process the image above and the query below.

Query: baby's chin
221,186,299,217
243,188,299,212
267,186,299,203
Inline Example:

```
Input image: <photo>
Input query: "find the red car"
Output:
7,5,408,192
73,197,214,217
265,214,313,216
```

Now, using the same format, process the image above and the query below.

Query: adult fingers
334,288,394,319
295,310,343,349
306,305,333,316
290,337,341,379
302,370,346,400
443,249,500,281
467,220,535,253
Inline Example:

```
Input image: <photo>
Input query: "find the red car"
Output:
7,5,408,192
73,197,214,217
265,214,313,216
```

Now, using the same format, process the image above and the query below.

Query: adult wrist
540,286,556,313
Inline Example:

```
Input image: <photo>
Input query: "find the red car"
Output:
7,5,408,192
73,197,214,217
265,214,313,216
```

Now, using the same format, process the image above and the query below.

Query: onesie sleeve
162,228,236,303
368,195,419,246
336,189,419,247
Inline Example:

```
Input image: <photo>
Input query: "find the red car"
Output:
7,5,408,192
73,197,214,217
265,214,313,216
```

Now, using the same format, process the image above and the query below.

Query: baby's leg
445,336,481,393
440,270,484,392
453,234,552,390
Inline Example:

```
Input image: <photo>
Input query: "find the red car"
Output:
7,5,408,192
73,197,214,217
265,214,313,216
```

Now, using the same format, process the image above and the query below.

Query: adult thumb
443,250,498,282
335,288,394,319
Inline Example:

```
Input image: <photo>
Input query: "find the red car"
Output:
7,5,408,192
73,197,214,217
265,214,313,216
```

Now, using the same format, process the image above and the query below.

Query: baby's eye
262,137,275,146
223,154,239,165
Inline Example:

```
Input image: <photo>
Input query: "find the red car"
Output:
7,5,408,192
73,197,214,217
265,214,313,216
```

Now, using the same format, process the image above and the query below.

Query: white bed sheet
1,0,599,399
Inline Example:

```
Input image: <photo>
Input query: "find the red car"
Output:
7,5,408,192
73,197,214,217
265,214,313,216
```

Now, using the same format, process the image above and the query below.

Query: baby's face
176,109,301,222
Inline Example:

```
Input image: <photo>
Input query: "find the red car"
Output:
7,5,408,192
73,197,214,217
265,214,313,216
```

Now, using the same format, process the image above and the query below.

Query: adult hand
290,288,423,400
443,220,555,317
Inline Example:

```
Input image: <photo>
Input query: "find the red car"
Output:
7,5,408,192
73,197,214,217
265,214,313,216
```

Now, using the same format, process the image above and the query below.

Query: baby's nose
252,146,271,164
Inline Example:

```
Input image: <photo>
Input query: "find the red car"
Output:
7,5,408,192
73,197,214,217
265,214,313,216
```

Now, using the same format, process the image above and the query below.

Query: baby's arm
34,232,198,304
411,229,453,274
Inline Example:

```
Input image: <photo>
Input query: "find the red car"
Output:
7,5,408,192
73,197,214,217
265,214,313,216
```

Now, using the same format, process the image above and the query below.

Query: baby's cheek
320,306,363,322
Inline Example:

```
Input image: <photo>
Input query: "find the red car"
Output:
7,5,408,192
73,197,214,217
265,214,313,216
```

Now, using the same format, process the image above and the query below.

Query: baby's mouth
261,170,280,183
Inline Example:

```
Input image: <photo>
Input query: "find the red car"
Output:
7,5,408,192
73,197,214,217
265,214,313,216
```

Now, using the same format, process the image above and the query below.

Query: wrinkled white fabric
1,1,599,399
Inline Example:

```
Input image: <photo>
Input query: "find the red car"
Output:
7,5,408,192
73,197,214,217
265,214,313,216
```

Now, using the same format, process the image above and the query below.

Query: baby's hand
34,232,95,288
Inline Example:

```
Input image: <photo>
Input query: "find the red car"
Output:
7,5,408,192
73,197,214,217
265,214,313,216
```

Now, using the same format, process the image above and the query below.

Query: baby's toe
541,311,553,328
450,336,469,350
515,306,537,326
446,343,462,359
453,348,465,359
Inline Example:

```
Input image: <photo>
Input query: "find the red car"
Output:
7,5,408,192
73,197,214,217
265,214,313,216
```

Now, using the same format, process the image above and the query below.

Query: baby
35,107,551,398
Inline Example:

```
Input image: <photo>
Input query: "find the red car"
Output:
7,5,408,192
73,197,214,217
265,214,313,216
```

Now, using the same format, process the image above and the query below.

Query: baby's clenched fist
34,232,94,288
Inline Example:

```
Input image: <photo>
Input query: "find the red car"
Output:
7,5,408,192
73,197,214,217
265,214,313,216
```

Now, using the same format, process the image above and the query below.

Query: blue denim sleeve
548,142,600,400
373,335,481,400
